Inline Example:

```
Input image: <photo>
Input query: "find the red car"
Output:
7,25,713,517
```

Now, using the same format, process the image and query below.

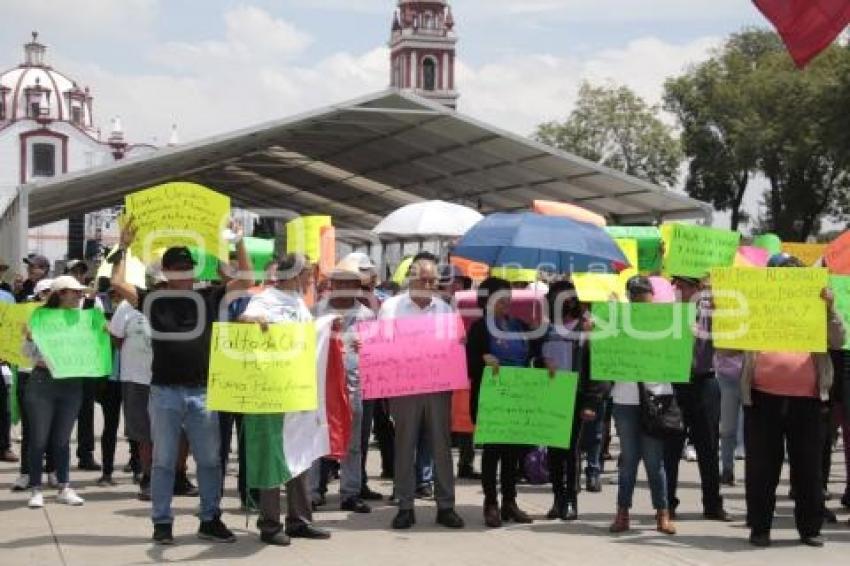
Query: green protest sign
605,226,662,273
662,223,740,278
474,368,578,449
829,275,850,350
30,308,112,379
591,302,696,383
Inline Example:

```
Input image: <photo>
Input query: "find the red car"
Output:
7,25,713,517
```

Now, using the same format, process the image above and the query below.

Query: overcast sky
1,0,772,228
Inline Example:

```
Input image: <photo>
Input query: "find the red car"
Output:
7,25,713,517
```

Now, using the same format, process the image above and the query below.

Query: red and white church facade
0,33,157,265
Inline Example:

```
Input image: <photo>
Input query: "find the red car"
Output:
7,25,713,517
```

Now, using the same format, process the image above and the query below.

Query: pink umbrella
650,276,676,303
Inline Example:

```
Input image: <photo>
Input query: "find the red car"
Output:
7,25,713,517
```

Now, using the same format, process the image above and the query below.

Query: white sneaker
47,472,59,489
56,487,84,506
683,445,697,462
11,474,29,492
28,489,44,509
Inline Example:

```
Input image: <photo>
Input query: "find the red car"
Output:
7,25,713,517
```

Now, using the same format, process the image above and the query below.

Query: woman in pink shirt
740,254,846,549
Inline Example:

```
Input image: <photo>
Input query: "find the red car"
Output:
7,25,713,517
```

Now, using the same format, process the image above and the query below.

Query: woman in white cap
22,276,89,509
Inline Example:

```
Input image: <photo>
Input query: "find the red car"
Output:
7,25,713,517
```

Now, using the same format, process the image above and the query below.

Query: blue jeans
149,386,221,524
718,373,744,475
310,389,364,503
613,404,668,510
24,368,83,488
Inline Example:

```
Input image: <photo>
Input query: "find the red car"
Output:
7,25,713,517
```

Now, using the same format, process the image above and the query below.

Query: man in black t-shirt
111,220,252,545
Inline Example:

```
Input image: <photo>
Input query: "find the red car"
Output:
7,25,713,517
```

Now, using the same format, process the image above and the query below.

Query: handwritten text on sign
662,223,740,278
125,182,230,262
357,314,469,400
591,302,696,383
712,267,827,353
474,368,578,449
0,303,39,367
207,322,318,414
30,308,112,378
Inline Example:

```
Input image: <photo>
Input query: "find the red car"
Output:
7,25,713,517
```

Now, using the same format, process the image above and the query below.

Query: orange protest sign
825,232,850,274
782,242,826,267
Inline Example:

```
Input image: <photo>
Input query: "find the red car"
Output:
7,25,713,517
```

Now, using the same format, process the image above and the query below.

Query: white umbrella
373,200,483,238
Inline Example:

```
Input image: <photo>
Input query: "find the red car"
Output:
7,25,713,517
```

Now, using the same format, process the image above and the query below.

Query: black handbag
637,382,684,439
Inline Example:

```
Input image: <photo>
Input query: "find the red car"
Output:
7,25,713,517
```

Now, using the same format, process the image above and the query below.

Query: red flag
754,0,850,67
324,333,352,460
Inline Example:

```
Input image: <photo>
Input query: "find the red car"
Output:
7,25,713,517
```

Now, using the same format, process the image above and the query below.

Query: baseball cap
24,254,50,270
33,278,54,296
626,275,654,297
50,275,89,293
161,247,196,270
64,259,88,274
341,252,376,272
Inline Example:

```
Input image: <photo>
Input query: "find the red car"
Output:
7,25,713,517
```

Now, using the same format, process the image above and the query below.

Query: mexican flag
244,315,352,488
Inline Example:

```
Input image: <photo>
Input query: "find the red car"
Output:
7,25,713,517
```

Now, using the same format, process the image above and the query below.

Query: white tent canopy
0,89,712,267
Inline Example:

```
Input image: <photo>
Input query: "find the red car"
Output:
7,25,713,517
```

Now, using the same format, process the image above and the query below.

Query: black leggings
96,381,122,476
481,444,521,505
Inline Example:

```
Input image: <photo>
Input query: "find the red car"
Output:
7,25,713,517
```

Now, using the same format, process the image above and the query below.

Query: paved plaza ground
1,428,849,566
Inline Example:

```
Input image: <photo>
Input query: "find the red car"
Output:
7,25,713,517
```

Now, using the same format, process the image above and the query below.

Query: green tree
663,30,783,230
665,28,850,240
534,82,682,187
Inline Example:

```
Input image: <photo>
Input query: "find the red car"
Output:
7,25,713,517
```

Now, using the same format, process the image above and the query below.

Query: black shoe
260,530,291,546
546,496,563,520
174,475,199,497
824,508,837,524
841,491,850,508
436,508,465,529
312,493,327,510
360,486,383,501
286,524,331,540
586,475,601,493
341,498,371,514
704,508,732,522
198,517,236,543
415,485,433,499
153,523,175,545
392,509,416,529
749,532,771,548
561,501,578,521
78,458,102,472
720,470,735,487
801,535,825,548
96,474,118,487
457,465,481,480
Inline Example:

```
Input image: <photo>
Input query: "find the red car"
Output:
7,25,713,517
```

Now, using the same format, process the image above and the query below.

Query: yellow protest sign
572,239,638,302
0,303,39,367
782,242,826,267
711,267,828,353
491,266,538,283
207,322,318,413
286,216,332,263
125,182,230,262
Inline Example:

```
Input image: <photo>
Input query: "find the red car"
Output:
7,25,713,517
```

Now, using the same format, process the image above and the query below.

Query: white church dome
0,32,95,130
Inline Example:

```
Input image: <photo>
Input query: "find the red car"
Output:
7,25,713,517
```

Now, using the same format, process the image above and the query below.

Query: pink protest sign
357,313,469,400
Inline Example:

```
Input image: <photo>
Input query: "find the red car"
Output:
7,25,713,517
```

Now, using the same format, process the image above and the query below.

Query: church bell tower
389,1,458,109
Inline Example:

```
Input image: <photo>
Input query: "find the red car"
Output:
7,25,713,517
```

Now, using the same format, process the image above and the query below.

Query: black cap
161,247,196,269
671,275,701,287
23,254,50,270
626,275,654,297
